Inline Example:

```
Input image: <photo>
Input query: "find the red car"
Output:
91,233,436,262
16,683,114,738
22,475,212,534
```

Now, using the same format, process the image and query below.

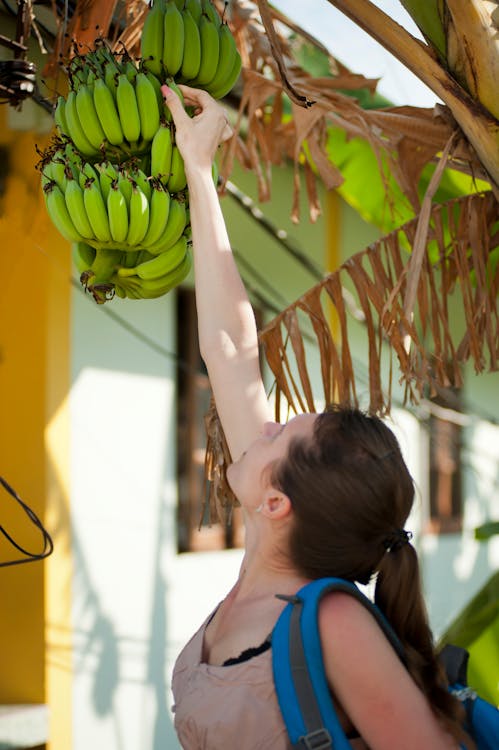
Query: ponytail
273,406,475,747
375,544,474,748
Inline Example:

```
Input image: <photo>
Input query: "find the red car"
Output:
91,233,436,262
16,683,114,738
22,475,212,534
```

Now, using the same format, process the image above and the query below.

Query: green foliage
398,0,447,61
439,571,499,705
475,521,499,541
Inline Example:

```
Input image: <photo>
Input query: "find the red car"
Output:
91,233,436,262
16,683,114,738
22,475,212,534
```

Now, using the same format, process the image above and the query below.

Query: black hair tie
383,528,413,553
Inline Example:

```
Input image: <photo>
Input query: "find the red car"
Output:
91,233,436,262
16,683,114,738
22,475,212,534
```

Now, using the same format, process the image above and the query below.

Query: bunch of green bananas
40,138,191,302
141,0,242,100
72,236,192,304
55,48,164,159
40,0,238,303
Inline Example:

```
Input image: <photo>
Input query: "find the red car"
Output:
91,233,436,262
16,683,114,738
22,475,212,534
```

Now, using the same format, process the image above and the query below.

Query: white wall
70,287,181,749
68,173,499,749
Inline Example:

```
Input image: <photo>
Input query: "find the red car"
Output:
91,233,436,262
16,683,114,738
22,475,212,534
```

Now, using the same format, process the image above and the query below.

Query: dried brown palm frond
205,190,499,519
216,0,488,223
38,0,487,223
322,0,499,190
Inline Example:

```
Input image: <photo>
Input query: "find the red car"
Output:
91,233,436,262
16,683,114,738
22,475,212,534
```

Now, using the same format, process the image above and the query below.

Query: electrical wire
0,475,53,567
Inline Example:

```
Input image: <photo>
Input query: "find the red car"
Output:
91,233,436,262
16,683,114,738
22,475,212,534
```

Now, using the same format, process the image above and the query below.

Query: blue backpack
271,577,499,750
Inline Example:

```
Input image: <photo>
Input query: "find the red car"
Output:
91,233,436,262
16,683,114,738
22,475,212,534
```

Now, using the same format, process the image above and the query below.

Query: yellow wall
0,104,72,748
325,189,341,339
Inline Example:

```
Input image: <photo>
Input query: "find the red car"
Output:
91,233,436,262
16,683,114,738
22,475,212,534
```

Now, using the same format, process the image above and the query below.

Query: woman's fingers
221,115,233,143
160,84,190,128
177,84,213,107
161,83,233,163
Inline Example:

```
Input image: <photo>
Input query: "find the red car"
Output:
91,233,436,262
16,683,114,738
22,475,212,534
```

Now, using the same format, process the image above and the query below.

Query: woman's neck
234,540,308,600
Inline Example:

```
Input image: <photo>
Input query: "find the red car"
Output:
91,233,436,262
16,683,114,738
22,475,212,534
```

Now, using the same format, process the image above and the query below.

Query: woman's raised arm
162,85,272,461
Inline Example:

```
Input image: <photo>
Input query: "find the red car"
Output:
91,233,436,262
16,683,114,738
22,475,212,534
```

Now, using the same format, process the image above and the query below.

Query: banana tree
325,0,499,189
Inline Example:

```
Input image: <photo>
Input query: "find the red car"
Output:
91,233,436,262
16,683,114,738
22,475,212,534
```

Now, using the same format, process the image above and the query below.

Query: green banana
72,241,96,275
145,70,164,107
211,157,219,187
78,162,100,190
150,123,173,183
46,159,68,193
44,182,84,243
40,167,54,193
65,178,95,239
125,60,138,84
64,143,83,175
75,84,106,151
134,234,188,279
185,0,202,24
180,8,202,82
136,248,192,295
141,0,165,76
141,184,171,247
116,74,141,144
93,78,124,146
135,72,160,141
147,196,186,254
201,0,221,27
121,248,144,269
209,50,242,100
104,60,120,99
163,77,185,122
110,273,142,299
126,186,150,246
97,161,119,202
205,22,238,96
131,168,152,203
163,0,185,77
83,178,112,243
190,13,220,86
83,247,123,297
167,144,187,193
118,171,133,206
54,96,69,137
107,181,129,243
65,90,99,157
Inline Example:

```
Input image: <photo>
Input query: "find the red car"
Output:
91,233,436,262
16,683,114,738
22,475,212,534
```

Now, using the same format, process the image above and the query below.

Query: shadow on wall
48,451,179,749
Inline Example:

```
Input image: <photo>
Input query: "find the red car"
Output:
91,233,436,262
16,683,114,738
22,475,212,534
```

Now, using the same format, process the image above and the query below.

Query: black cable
0,475,53,567
225,179,324,280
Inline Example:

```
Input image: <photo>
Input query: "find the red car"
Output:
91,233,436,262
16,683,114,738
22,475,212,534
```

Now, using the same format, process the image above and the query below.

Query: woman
161,84,470,750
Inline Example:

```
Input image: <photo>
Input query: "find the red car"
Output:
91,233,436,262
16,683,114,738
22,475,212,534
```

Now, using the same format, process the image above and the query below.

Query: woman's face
227,414,317,510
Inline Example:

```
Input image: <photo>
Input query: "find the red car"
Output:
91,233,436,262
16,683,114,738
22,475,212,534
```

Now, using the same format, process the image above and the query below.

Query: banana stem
324,0,499,188
445,0,499,120
84,248,122,287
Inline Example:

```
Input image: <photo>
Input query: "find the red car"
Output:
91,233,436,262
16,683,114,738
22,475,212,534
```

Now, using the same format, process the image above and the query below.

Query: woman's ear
259,489,292,520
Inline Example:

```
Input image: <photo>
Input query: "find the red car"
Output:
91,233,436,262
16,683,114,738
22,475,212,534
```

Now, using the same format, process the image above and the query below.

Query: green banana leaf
475,522,499,541
438,571,499,705
291,38,490,239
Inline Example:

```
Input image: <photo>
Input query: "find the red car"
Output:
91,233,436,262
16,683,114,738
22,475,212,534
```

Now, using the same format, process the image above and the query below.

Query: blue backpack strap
272,577,406,749
440,645,499,750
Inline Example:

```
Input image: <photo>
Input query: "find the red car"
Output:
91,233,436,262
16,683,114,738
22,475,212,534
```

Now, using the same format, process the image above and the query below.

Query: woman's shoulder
318,589,407,677
318,590,380,644
317,591,460,748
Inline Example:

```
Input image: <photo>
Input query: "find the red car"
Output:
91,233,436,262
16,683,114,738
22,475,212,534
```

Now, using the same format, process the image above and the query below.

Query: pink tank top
171,606,292,749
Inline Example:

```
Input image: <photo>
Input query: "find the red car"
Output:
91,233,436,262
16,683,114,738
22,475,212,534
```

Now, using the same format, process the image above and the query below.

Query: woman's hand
160,84,233,174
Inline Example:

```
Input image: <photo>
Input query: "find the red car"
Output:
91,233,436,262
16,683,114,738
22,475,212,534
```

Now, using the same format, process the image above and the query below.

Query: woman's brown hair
271,405,472,747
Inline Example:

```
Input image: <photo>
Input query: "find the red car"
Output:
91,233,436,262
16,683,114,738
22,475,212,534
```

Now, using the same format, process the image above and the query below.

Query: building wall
0,33,498,747
0,104,72,747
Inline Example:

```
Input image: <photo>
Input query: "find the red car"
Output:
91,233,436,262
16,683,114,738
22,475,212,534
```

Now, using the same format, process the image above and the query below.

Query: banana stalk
325,0,499,188
400,0,499,120
442,0,499,121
